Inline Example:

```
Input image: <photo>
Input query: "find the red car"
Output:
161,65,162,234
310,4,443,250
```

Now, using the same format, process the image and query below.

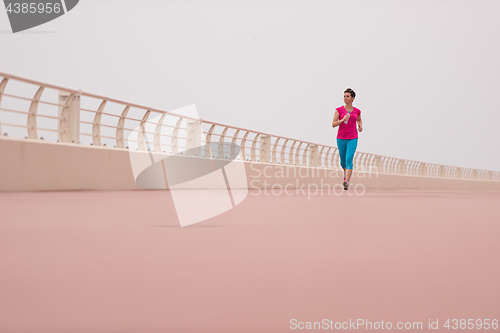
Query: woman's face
344,93,354,104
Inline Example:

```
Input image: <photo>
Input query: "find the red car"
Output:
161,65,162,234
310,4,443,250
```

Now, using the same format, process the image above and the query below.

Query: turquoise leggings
337,138,358,170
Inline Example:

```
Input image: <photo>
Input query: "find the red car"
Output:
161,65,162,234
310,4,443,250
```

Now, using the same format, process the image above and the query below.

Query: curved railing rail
1,70,499,181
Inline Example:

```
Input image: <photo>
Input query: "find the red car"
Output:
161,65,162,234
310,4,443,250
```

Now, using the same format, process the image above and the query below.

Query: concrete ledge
1,136,499,192
248,164,500,191
0,136,140,191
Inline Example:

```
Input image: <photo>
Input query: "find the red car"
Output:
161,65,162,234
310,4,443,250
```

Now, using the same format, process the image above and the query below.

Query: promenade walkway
1,189,499,332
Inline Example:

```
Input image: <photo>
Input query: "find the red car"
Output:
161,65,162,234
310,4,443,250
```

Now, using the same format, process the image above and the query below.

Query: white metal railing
1,70,499,181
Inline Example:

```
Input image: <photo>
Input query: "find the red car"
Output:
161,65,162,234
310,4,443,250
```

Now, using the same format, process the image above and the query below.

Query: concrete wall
1,136,500,192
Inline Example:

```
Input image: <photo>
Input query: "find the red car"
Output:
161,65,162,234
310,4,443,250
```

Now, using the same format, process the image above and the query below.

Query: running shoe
343,181,349,191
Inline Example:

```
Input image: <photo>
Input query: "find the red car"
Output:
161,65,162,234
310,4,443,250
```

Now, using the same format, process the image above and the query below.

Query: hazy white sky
1,0,499,171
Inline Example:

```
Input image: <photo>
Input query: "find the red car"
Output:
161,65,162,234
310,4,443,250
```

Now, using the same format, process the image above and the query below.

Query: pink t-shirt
336,106,361,139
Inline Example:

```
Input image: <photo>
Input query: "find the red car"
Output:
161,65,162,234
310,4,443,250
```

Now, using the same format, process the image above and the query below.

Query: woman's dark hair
344,88,356,99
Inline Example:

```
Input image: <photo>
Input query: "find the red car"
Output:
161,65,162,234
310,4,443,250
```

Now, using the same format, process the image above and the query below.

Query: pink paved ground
1,189,499,332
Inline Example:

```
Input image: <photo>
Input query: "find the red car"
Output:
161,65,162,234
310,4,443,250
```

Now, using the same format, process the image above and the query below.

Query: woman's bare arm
332,110,348,128
357,115,363,132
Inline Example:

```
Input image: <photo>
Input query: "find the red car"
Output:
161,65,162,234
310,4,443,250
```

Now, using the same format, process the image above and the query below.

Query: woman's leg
336,139,347,172
345,139,358,181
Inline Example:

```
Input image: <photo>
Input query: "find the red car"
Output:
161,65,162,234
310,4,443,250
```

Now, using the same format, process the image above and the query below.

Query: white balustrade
0,70,498,182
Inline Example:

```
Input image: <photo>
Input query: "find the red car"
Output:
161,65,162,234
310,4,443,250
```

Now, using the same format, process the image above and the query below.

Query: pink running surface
1,189,499,332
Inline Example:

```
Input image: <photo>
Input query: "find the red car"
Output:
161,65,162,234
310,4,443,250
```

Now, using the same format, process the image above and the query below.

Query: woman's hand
342,114,350,122
358,125,363,132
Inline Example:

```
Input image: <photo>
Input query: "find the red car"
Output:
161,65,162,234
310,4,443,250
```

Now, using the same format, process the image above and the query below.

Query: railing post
398,160,406,175
28,86,44,140
373,156,383,174
240,131,249,161
303,144,310,166
0,78,9,135
309,145,318,167
438,165,445,178
250,133,259,162
280,139,288,165
116,106,130,148
422,163,428,177
288,141,297,165
231,129,240,160
58,90,80,143
187,120,202,156
171,117,183,154
272,137,280,164
295,142,303,166
92,100,106,146
218,127,229,159
259,134,271,163
318,147,325,168
154,114,166,153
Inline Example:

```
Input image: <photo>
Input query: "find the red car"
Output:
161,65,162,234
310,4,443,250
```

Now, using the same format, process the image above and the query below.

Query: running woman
331,88,363,190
